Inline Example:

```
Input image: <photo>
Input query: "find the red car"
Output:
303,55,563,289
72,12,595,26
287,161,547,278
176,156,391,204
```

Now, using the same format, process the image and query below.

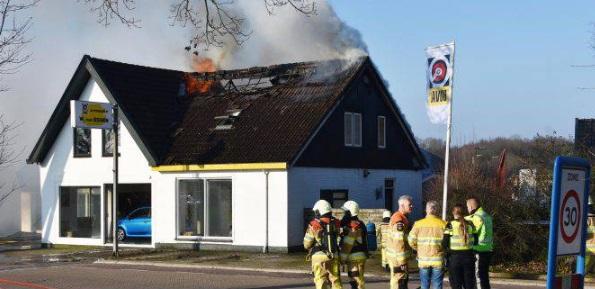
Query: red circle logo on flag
431,60,448,84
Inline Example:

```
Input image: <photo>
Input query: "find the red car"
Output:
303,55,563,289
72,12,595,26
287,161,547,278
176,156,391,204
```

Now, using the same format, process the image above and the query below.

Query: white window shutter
354,113,362,147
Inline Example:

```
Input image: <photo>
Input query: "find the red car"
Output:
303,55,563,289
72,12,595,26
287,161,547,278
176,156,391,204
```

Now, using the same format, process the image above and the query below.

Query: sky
331,1,595,143
0,1,595,193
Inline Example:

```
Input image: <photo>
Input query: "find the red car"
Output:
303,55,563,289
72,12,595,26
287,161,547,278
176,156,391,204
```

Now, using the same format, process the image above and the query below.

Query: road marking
0,278,55,289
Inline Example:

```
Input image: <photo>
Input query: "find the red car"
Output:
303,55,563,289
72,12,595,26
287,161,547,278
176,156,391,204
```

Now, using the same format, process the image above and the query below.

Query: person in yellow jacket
586,196,595,274
408,200,447,289
443,204,477,289
376,210,392,272
386,195,414,289
340,200,368,289
304,200,343,289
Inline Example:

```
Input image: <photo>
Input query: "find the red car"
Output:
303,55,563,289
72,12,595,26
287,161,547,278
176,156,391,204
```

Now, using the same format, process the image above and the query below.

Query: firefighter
340,200,368,289
465,196,494,289
304,200,343,289
387,195,414,289
444,204,477,289
376,210,392,271
586,196,595,273
408,200,447,289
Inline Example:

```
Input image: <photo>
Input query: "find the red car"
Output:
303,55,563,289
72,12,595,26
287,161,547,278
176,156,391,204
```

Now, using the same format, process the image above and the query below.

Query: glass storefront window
177,179,232,238
60,187,100,238
178,180,205,236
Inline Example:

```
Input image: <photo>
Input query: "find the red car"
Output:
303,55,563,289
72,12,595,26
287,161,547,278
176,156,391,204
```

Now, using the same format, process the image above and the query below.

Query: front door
384,179,395,211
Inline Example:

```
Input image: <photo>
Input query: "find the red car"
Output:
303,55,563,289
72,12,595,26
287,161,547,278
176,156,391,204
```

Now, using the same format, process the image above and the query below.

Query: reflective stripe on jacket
444,220,475,251
386,211,410,266
465,207,494,252
340,220,368,262
408,215,446,268
303,217,341,257
377,223,390,249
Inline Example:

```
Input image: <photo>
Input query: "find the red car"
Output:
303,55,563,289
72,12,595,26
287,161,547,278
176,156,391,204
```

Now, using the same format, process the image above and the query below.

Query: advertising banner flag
426,42,455,124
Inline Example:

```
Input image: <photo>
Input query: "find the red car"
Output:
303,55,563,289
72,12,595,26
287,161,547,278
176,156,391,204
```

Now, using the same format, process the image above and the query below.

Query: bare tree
0,0,37,207
0,116,20,207
0,0,38,84
82,0,316,50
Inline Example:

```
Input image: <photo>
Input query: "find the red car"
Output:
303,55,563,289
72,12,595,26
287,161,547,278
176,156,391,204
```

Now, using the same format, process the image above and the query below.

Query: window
73,128,91,157
378,116,386,148
344,112,362,147
102,128,119,157
129,208,151,219
178,179,232,238
60,187,100,238
321,189,349,208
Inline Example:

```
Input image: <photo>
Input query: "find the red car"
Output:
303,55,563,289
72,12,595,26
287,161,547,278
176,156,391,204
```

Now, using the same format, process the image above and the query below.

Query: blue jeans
419,267,444,289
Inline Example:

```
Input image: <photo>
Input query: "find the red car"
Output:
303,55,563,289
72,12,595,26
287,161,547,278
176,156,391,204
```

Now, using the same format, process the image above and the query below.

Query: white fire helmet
341,200,360,217
313,200,332,216
382,210,392,219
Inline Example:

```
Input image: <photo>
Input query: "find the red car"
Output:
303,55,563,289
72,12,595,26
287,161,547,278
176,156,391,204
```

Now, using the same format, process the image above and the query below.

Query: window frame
175,177,233,242
58,186,101,239
377,116,386,149
320,189,349,208
344,112,362,148
73,127,92,158
102,127,120,157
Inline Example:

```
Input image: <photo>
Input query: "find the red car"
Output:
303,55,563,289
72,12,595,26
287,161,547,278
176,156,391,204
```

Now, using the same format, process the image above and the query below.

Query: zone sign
556,169,586,256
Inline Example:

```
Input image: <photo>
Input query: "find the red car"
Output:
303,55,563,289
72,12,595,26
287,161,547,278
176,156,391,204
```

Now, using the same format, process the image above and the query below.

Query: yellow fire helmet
341,200,360,217
313,200,332,216
382,210,392,219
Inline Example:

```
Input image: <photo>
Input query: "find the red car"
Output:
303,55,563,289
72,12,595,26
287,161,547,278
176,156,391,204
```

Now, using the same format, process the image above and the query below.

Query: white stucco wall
151,170,288,249
39,79,153,246
287,167,423,247
39,79,290,249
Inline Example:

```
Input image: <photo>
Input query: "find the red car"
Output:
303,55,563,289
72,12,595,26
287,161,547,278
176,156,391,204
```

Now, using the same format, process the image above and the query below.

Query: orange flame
183,55,218,95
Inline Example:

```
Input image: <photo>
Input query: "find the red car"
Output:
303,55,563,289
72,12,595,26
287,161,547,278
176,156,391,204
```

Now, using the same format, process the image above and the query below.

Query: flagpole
441,41,455,220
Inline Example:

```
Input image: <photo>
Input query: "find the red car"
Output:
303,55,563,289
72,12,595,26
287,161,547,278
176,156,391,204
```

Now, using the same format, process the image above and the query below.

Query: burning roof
27,55,424,169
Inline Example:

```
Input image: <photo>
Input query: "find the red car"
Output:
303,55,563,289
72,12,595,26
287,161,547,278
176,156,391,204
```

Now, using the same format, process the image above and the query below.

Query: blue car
117,207,151,241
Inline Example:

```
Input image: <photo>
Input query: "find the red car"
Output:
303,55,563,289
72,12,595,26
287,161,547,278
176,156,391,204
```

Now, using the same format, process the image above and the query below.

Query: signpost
70,100,119,257
547,156,591,289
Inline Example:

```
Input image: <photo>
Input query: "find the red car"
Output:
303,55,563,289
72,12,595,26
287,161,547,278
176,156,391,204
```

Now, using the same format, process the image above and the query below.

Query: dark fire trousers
448,251,476,289
475,251,492,289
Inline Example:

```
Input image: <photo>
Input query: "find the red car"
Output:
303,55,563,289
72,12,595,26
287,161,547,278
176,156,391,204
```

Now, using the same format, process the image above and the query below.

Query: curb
0,244,42,253
94,259,554,286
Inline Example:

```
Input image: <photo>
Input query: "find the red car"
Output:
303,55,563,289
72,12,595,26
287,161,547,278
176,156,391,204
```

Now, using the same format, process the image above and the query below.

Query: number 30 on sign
557,170,586,255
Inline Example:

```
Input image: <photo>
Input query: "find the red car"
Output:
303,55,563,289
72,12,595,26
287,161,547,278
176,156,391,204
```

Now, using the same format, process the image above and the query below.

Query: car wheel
117,228,126,241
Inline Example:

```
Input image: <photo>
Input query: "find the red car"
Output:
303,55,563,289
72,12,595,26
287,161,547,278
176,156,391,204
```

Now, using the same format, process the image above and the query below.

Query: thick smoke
196,0,368,70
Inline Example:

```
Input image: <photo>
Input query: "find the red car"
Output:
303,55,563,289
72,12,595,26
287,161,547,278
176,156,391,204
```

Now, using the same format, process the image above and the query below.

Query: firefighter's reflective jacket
408,215,446,268
386,211,411,266
304,217,342,258
340,219,368,262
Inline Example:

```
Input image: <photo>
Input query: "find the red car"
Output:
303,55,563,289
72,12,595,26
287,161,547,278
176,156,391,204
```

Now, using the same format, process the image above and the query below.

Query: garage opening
104,183,151,245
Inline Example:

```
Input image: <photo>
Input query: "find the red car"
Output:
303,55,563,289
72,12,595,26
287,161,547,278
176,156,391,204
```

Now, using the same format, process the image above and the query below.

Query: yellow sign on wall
70,100,113,129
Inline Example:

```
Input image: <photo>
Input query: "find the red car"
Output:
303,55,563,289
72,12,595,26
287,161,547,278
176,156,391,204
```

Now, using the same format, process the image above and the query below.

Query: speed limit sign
546,156,591,289
556,170,586,255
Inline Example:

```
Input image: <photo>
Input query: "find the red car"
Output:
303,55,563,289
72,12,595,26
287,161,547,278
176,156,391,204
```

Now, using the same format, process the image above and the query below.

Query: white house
27,55,427,252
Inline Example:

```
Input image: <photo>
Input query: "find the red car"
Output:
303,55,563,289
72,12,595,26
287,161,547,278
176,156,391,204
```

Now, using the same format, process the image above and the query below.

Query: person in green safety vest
586,196,595,274
465,196,494,289
444,204,477,289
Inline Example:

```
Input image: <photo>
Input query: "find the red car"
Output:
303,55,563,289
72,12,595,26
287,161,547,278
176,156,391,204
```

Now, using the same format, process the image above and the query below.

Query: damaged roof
27,55,425,168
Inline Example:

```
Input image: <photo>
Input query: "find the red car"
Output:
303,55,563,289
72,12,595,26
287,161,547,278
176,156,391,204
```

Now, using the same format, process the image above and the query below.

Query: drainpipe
263,170,270,254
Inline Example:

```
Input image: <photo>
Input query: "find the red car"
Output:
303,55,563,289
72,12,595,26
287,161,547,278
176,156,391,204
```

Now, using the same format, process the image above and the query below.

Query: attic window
214,109,242,130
